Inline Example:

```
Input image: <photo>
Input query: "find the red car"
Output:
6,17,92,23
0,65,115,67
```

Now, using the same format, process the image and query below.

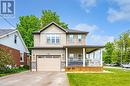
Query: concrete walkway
0,72,70,86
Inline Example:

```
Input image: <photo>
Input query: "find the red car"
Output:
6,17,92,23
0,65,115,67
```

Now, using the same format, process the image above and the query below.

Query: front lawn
67,68,130,86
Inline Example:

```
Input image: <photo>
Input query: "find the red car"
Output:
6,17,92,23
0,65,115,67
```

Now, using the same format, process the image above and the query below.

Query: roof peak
33,22,88,34
39,21,67,32
0,29,16,36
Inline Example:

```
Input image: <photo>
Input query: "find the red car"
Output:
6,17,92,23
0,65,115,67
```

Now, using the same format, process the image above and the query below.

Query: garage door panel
37,55,61,71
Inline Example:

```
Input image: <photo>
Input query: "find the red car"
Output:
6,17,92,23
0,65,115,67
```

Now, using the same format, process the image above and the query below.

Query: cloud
107,0,130,22
72,23,114,45
90,35,114,45
80,0,97,13
71,23,98,33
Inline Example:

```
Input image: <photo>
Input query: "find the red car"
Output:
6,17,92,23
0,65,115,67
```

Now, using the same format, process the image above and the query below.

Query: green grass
0,74,6,77
67,68,130,86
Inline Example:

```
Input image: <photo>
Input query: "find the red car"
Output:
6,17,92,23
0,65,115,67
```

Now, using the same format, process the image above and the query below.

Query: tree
103,42,114,64
41,10,68,29
115,31,130,63
103,30,130,65
111,48,119,64
0,48,15,68
17,10,68,52
114,39,123,64
17,15,41,49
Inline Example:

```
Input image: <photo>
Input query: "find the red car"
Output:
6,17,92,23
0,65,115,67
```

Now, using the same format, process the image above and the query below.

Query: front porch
64,45,104,71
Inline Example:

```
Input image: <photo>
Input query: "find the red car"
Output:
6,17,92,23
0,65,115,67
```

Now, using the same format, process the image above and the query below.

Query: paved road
0,71,70,86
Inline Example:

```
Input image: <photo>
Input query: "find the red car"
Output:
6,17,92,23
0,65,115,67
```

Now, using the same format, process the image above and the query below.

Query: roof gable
41,24,66,33
0,29,16,36
40,22,67,32
0,29,29,53
33,22,88,34
34,22,67,34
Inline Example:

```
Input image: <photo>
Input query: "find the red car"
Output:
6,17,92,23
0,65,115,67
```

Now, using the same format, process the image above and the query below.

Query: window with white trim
47,34,60,44
69,35,74,43
20,53,24,62
78,35,82,43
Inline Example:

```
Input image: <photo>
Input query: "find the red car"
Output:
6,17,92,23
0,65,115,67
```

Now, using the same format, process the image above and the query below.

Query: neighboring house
31,22,104,71
0,29,29,66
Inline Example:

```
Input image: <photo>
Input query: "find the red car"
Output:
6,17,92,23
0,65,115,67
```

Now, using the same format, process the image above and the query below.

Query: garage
37,55,61,71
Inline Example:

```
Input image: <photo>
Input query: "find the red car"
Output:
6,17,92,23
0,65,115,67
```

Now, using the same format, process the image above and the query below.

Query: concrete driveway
0,71,70,86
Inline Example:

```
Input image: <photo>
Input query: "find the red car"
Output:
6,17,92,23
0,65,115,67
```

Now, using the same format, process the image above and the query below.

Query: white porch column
93,52,95,59
65,48,68,67
87,54,90,66
83,48,86,67
100,49,103,66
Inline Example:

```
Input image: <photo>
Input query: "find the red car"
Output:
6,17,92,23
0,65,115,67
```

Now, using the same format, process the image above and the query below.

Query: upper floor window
69,35,74,43
78,35,82,43
47,34,60,44
14,35,17,44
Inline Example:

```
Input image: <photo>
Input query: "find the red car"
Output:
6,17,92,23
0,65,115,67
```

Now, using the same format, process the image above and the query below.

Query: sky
0,0,130,45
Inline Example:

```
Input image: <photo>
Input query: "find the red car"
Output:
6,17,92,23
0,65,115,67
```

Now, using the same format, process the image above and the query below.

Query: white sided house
31,22,104,72
0,29,29,65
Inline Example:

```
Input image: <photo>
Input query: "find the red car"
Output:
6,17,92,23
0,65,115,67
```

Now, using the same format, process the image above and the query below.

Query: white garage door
37,55,61,71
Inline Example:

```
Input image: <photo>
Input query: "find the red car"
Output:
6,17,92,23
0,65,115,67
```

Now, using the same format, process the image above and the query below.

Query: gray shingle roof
33,22,88,34
66,29,88,33
0,29,16,36
33,29,88,34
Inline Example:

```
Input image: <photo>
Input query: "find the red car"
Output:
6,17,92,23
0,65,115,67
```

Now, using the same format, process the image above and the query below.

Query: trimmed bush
23,65,29,69
0,48,15,68
0,66,28,74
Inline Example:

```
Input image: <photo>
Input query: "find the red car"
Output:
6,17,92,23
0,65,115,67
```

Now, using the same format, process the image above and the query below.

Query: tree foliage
41,10,68,29
103,31,130,65
0,48,15,68
17,10,68,51
103,42,114,64
114,31,130,64
17,15,41,48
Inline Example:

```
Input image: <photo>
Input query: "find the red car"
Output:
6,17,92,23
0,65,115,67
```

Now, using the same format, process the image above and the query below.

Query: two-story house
0,29,29,66
31,22,104,71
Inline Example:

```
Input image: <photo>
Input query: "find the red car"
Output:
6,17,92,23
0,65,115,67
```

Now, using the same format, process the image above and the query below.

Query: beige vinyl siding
34,34,40,47
34,25,66,47
66,34,86,45
32,49,65,62
33,24,87,47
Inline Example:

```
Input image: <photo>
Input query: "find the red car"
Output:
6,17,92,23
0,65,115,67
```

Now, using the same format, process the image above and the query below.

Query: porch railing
68,58,83,66
67,58,101,67
85,59,101,66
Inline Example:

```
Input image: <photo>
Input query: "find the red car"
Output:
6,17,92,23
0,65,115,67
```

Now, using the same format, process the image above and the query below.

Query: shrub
23,65,29,70
0,48,15,68
0,67,17,74
0,66,28,74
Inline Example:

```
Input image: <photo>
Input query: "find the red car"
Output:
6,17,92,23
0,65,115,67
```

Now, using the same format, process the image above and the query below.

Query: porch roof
30,45,104,53
30,47,63,50
63,45,104,53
